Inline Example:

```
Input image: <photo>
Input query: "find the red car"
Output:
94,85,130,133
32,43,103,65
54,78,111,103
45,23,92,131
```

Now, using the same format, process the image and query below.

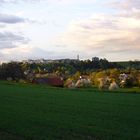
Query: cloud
46,0,96,5
0,45,63,62
106,0,140,19
108,0,140,10
0,0,139,61
48,0,140,60
0,0,41,3
0,32,29,49
0,13,26,24
0,0,96,5
51,11,140,60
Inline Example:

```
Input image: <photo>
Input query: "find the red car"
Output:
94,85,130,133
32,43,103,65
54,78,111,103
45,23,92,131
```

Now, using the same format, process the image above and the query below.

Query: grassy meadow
0,81,140,140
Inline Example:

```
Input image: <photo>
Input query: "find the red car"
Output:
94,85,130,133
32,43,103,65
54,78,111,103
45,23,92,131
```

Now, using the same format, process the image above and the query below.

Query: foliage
93,71,108,86
0,62,24,80
116,60,140,70
73,71,81,81
0,58,139,88
109,68,120,82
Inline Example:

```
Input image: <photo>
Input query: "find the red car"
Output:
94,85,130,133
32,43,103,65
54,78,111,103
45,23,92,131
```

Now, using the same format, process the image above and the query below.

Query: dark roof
34,77,63,87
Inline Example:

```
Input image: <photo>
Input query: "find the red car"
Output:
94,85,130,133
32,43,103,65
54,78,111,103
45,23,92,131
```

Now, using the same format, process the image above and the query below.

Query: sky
0,0,140,62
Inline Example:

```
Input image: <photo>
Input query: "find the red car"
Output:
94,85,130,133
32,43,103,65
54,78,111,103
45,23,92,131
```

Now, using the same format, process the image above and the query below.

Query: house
75,75,91,88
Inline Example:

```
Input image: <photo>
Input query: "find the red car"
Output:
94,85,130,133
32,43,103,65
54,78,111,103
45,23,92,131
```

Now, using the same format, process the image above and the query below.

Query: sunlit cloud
0,45,67,62
51,10,140,60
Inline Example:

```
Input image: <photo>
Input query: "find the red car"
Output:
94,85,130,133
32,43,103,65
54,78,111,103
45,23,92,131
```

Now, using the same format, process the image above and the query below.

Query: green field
0,82,140,140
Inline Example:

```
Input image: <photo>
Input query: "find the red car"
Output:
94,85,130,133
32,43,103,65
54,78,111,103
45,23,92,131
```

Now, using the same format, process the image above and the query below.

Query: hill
115,60,140,69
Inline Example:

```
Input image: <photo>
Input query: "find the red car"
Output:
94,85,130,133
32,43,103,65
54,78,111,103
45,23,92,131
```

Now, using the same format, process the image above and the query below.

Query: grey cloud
0,13,26,24
0,0,5,3
0,32,29,49
0,13,42,25
108,0,140,10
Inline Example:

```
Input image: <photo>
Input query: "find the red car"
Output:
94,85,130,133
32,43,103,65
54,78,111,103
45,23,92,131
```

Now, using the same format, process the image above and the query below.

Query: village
24,70,140,90
2,58,140,90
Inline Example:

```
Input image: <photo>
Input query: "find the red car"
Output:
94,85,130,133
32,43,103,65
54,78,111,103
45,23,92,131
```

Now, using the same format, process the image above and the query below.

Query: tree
0,62,24,80
109,69,120,82
100,58,110,69
94,71,108,86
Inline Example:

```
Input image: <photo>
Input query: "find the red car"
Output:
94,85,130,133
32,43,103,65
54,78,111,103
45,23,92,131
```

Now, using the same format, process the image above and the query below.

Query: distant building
22,58,79,64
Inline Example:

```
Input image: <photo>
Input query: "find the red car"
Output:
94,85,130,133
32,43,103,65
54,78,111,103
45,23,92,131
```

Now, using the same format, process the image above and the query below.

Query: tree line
0,57,139,83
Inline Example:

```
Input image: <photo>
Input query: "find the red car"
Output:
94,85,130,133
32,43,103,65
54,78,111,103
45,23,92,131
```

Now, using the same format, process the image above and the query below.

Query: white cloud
0,45,69,62
0,45,46,61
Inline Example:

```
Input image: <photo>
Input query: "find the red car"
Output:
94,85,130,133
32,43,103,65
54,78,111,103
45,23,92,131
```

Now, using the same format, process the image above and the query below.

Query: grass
0,81,140,140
